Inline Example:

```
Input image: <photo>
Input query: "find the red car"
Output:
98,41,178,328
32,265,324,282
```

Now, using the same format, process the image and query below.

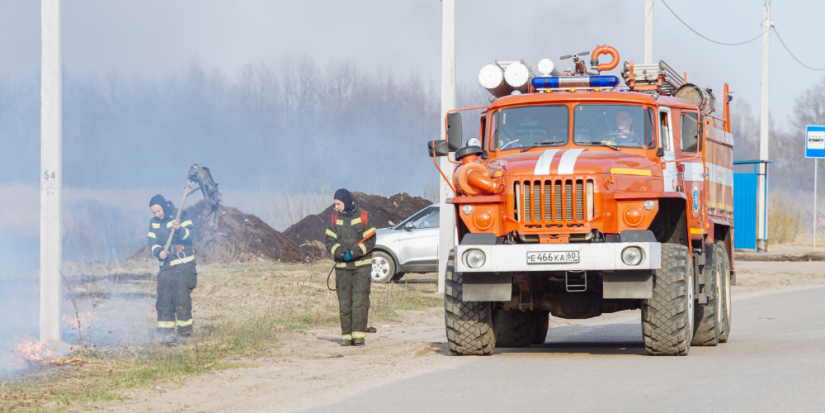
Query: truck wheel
496,310,533,347
717,241,732,343
370,251,395,283
642,243,694,356
692,244,723,346
445,269,497,355
531,310,550,345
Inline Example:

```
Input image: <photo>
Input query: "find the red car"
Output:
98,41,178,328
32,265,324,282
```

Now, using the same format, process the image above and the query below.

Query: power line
661,0,825,72
660,0,765,46
772,26,825,71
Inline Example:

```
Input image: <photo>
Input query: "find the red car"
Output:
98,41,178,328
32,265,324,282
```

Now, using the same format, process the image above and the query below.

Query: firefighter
324,189,377,346
612,108,644,146
147,194,197,344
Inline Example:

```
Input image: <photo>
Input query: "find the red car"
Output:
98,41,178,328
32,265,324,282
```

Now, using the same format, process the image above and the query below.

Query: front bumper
455,242,661,273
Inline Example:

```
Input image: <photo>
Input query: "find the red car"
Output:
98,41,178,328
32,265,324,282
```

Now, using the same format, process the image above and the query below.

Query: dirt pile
130,200,311,264
284,192,433,258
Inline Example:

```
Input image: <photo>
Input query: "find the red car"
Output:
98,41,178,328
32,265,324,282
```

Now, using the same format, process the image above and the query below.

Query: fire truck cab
429,47,734,356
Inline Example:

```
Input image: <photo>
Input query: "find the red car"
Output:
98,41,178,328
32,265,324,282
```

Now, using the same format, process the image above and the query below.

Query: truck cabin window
680,112,699,153
659,111,671,151
495,105,569,151
574,105,653,149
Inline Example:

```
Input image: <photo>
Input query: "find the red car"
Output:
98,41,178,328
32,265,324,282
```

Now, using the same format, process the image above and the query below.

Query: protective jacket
324,204,376,343
147,203,196,268
148,201,198,336
324,205,376,269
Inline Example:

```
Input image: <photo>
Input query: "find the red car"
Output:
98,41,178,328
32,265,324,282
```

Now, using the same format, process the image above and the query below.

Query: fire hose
326,231,376,291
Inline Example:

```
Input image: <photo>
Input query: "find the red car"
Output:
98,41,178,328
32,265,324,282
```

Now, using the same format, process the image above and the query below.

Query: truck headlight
464,249,486,268
621,247,643,266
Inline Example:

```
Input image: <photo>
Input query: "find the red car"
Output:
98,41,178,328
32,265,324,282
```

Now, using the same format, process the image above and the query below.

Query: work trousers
335,265,371,340
156,262,198,336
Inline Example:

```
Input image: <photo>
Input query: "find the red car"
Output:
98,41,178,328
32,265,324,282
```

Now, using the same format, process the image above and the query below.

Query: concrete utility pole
40,0,62,342
757,4,771,252
644,0,654,64
437,0,456,293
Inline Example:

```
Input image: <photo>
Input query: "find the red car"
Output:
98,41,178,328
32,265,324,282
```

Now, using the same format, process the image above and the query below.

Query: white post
40,0,62,342
437,0,456,293
757,4,771,252
815,158,818,252
644,0,654,64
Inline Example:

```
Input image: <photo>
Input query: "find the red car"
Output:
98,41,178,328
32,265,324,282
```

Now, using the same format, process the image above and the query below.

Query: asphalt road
300,286,825,413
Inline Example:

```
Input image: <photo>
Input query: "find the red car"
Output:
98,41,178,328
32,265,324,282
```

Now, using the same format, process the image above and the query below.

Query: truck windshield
494,105,569,151
574,105,652,148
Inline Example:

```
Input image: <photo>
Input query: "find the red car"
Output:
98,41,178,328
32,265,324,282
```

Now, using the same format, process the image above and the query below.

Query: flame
1,334,88,370
62,311,97,330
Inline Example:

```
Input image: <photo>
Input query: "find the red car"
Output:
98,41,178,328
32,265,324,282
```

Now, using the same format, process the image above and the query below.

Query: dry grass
0,260,441,412
423,179,439,203
197,236,251,266
768,191,807,244
260,182,332,231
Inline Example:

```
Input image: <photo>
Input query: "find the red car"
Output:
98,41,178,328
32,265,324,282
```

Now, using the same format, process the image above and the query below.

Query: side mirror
656,147,665,157
404,222,414,231
446,112,463,151
428,140,450,157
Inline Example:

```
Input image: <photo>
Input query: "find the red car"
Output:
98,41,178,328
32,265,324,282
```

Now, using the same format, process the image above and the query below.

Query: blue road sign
806,125,825,159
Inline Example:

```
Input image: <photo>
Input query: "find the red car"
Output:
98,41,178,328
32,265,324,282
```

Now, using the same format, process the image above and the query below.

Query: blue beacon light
531,75,620,89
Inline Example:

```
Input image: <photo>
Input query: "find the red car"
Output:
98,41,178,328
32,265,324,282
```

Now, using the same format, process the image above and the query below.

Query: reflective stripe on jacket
324,205,376,267
147,207,196,266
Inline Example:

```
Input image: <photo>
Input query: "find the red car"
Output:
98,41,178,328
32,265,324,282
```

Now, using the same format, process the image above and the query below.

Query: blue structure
733,160,773,250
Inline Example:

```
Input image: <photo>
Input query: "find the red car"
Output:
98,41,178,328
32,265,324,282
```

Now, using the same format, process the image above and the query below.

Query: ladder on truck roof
621,60,684,96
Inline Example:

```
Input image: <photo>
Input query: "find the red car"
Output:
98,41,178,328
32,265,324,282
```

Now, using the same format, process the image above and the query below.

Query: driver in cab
609,108,643,146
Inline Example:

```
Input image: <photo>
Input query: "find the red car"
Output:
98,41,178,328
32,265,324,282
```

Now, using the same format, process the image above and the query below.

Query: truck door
677,111,705,235
659,108,677,192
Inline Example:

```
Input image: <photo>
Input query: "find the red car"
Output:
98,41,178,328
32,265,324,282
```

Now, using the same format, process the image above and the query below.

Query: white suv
371,205,439,283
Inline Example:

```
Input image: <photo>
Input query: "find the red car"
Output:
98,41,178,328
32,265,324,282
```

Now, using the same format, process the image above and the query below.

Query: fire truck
428,46,734,356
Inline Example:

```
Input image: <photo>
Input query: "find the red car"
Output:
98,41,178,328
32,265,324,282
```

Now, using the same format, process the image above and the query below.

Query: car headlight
464,249,486,268
621,247,643,266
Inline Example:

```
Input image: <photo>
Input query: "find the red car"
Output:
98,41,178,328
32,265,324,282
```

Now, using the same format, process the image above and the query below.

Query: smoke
0,58,469,195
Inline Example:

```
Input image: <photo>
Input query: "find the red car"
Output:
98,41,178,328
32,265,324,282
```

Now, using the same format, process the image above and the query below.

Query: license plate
527,251,579,264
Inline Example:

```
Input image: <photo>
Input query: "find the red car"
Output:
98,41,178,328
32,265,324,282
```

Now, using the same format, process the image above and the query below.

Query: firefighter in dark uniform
324,189,376,346
147,194,197,342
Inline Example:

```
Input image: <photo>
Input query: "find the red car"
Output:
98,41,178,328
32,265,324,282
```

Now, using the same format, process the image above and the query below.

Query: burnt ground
130,200,311,264
283,192,433,258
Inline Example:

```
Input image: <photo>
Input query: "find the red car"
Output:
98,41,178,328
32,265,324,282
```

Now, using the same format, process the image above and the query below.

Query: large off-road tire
717,241,732,343
642,243,694,356
445,269,497,355
531,310,550,345
496,310,533,347
370,251,396,283
692,244,723,346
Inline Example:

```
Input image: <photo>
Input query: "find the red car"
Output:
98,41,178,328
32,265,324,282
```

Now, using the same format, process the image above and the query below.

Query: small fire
62,311,97,330
1,334,87,370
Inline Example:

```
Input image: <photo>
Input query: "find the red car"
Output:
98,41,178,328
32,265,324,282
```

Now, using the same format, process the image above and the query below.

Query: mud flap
462,273,512,302
603,270,653,299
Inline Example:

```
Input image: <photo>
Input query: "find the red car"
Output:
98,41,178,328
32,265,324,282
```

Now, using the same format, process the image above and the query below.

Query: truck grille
514,179,594,224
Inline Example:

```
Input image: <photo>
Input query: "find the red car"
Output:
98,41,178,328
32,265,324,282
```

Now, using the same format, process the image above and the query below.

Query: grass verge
0,260,441,412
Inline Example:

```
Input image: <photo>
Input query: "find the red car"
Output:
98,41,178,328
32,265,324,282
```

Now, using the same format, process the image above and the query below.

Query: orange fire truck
428,46,734,356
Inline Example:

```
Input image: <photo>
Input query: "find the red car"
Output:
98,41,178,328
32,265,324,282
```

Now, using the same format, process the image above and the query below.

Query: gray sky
0,0,823,130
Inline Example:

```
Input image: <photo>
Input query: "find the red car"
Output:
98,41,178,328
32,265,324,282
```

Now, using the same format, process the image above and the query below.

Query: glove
343,250,352,261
